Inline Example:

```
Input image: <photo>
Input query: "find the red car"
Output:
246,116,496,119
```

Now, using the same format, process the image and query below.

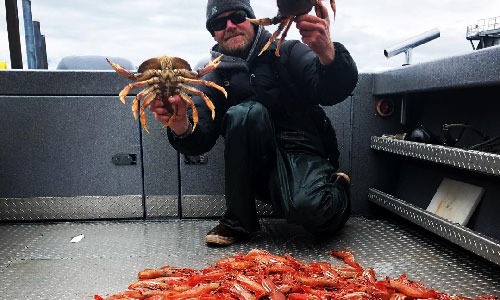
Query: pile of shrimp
95,249,497,300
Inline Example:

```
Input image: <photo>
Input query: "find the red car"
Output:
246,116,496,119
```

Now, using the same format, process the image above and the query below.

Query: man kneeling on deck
149,0,358,246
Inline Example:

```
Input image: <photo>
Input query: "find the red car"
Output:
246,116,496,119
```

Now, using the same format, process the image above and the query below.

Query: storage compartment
365,47,500,265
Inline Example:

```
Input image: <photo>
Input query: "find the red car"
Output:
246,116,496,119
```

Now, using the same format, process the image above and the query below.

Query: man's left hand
295,1,335,65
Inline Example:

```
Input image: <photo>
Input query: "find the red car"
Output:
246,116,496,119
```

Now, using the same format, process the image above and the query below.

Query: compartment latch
112,153,137,165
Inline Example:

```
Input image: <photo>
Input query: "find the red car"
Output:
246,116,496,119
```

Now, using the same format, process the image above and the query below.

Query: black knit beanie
206,0,256,36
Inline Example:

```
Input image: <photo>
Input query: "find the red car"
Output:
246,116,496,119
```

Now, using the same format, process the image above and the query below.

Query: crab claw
197,55,223,77
106,58,137,80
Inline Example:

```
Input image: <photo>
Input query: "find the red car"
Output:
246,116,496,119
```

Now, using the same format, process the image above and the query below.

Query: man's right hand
149,95,190,136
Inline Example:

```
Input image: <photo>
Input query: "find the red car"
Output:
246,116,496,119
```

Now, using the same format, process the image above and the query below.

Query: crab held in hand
107,55,227,134
249,0,336,57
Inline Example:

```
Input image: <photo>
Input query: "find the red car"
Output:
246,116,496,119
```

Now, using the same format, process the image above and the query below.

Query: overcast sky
1,0,499,72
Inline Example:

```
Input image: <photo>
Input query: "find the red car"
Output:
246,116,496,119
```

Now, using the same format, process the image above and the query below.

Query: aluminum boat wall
1,46,499,246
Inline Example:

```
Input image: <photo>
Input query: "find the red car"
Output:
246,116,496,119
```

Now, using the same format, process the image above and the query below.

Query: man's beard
219,31,254,58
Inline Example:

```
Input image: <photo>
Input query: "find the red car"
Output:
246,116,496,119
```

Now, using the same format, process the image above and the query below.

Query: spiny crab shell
137,56,191,115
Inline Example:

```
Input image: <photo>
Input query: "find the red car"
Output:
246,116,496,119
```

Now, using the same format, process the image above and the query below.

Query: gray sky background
1,0,499,72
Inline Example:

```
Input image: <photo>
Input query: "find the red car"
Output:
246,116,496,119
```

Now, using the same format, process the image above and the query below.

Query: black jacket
168,27,358,163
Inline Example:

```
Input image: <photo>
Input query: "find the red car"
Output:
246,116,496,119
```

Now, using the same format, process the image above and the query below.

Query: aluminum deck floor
0,217,499,300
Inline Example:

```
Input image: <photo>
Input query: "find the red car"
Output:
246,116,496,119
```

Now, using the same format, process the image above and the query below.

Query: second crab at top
249,0,337,56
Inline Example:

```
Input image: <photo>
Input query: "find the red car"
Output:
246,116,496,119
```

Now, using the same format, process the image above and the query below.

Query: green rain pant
220,101,350,235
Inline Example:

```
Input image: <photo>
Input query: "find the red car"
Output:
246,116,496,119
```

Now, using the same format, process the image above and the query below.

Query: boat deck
0,217,499,299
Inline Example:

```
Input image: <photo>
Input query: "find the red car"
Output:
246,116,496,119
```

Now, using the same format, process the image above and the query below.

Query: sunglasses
210,10,247,32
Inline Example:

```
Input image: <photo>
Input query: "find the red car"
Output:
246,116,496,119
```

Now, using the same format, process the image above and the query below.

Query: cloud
1,0,499,71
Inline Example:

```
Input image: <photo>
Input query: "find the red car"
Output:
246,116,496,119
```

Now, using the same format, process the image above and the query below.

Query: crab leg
259,20,288,56
174,55,223,80
139,109,151,135
248,16,283,26
275,16,295,57
178,91,198,132
132,86,156,120
133,69,161,81
106,58,137,80
138,90,158,135
162,105,178,130
107,58,160,81
178,77,227,98
197,54,223,77
119,77,160,104
330,0,336,20
136,91,156,129
314,2,323,19
179,83,216,121
315,0,335,20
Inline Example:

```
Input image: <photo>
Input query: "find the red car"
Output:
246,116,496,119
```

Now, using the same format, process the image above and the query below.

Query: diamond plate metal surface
0,224,52,273
146,195,178,218
368,188,500,266
182,195,225,217
371,136,500,176
181,195,274,218
0,218,499,300
0,196,142,221
0,195,273,221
